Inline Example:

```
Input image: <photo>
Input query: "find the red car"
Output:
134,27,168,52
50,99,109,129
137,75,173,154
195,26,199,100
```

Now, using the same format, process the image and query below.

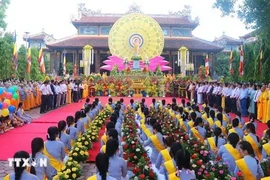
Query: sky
5,0,251,46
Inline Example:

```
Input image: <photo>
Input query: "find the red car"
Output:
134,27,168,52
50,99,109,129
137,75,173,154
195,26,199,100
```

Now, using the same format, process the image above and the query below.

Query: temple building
22,31,55,74
46,5,223,75
213,33,243,53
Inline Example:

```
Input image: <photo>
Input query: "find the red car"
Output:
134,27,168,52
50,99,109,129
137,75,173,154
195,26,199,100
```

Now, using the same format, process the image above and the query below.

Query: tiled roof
214,35,243,45
23,32,55,41
46,35,223,52
240,30,256,39
72,15,198,29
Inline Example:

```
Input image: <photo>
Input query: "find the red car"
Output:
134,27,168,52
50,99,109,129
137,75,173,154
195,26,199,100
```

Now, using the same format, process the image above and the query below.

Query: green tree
66,62,74,75
0,0,10,30
44,53,50,73
30,47,45,81
214,53,230,77
213,0,270,42
0,33,13,79
17,45,27,79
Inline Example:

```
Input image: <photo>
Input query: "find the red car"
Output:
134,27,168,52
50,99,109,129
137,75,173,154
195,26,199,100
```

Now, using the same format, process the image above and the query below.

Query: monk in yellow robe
257,86,267,123
67,82,72,104
266,84,270,122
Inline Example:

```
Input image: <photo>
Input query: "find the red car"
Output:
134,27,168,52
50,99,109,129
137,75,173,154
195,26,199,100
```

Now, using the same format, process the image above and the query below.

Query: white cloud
5,0,251,46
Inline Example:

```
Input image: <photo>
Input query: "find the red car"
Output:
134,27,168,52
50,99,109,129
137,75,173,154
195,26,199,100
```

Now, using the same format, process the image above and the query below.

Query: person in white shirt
40,81,49,114
197,83,203,104
253,84,262,118
73,81,79,102
230,85,237,113
79,82,83,100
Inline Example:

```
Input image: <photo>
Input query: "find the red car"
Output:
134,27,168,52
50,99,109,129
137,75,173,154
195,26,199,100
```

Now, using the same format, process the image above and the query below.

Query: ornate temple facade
46,5,223,75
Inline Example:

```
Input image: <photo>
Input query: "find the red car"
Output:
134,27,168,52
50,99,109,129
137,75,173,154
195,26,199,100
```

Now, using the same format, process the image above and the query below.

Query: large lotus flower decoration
100,56,172,72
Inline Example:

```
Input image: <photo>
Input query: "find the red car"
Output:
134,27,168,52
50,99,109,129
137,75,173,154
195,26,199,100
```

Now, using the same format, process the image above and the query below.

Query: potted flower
58,158,82,180
69,143,89,163
76,133,92,150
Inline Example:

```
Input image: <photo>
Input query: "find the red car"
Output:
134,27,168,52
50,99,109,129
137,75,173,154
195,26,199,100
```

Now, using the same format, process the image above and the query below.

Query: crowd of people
186,81,270,123
4,95,270,180
0,78,89,134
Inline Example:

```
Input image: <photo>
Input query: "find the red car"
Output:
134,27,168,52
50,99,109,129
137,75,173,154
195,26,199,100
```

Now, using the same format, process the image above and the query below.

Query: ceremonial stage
0,97,267,161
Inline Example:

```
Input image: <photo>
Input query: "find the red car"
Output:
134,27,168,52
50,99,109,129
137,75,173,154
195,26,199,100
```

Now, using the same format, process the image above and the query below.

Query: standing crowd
186,81,270,123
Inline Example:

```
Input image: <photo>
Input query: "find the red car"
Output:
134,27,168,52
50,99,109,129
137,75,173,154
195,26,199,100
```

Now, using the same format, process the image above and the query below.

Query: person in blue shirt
229,118,244,139
242,114,258,132
176,149,196,180
235,111,245,128
74,111,85,136
262,129,270,159
58,120,71,152
128,99,136,110
106,139,127,180
262,120,270,138
217,133,241,173
4,151,39,180
143,123,164,163
155,136,174,171
161,142,182,180
66,116,78,145
208,127,226,155
140,118,156,141
234,141,264,179
239,84,249,117
88,153,116,180
30,137,56,180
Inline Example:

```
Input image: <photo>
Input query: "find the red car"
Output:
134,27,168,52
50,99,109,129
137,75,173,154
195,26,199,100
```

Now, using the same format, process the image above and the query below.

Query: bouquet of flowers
58,158,82,180
131,157,157,180
261,158,270,176
204,158,230,179
76,133,92,150
85,128,99,142
189,153,207,179
69,143,89,163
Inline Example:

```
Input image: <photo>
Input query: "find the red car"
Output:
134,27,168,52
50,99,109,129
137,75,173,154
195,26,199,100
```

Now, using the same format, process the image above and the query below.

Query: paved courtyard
0,107,96,179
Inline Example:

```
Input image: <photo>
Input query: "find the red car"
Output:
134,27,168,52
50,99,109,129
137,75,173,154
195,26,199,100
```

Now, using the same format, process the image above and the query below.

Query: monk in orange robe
257,85,267,123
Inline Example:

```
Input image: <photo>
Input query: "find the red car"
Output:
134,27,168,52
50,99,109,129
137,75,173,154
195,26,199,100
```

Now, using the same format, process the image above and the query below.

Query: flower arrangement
58,158,82,180
261,158,270,176
69,143,89,163
75,133,92,150
259,137,269,149
122,110,152,169
131,157,157,180
204,158,230,179
85,128,99,142
189,152,207,179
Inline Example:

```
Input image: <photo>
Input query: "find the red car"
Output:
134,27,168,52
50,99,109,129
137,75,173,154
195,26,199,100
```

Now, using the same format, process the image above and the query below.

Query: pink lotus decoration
100,55,172,72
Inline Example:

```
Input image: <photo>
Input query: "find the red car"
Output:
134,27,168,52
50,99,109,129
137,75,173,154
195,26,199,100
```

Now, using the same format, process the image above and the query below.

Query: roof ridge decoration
168,5,199,24
78,3,101,17
216,34,242,42
126,3,142,14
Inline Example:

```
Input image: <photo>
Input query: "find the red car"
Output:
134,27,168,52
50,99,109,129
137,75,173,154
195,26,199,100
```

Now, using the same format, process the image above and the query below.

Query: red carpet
33,103,84,123
0,102,84,160
87,124,106,162
0,96,267,161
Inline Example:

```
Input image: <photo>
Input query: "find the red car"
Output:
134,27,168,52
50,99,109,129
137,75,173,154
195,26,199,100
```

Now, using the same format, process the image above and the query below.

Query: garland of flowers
57,108,111,179
122,110,158,180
